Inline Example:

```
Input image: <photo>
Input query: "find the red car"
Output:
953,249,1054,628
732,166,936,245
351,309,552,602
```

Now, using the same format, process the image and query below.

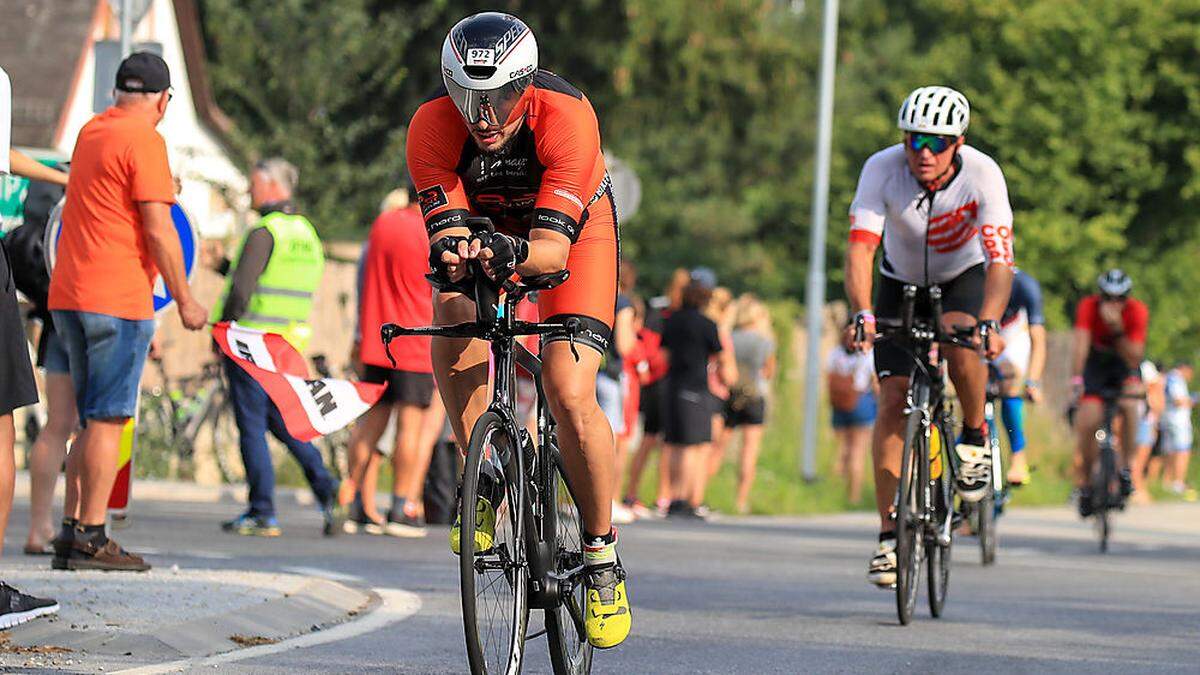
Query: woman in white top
827,327,878,504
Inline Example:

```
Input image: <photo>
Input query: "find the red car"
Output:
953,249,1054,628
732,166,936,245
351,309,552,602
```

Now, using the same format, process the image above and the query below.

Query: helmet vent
463,65,497,79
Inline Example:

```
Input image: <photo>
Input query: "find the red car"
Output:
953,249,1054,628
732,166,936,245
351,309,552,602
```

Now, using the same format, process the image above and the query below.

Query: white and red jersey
849,144,1014,285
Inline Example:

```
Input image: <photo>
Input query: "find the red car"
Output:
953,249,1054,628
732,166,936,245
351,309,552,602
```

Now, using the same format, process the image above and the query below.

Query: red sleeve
532,92,604,241
128,131,175,204
405,98,472,235
1124,300,1149,344
1074,295,1098,331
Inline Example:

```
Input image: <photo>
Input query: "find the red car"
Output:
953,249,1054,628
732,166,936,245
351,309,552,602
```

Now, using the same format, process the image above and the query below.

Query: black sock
961,425,987,446
585,529,616,547
391,495,405,516
78,523,107,547
879,531,896,542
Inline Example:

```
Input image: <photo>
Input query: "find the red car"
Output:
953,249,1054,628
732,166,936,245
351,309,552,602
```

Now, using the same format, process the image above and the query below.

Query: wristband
1070,375,1084,386
854,311,876,324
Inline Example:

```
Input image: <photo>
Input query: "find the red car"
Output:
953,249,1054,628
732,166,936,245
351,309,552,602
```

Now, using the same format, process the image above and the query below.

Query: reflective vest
212,212,324,352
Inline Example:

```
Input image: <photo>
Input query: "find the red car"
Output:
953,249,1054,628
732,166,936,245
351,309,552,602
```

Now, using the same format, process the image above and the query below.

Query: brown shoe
61,537,151,572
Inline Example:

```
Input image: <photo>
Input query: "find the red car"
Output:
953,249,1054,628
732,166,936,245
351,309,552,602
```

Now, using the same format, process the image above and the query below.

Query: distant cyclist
406,12,629,647
995,268,1046,485
845,86,1015,588
1070,269,1148,516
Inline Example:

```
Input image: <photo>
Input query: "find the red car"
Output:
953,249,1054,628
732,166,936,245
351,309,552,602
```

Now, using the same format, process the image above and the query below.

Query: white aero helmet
441,12,538,126
897,86,970,136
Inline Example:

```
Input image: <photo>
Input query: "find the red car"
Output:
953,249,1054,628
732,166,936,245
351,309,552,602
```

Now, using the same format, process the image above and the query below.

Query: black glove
428,235,467,281
474,231,529,277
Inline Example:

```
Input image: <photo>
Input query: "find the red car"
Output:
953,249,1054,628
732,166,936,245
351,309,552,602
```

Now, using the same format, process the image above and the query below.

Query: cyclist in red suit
405,12,628,648
1070,269,1149,515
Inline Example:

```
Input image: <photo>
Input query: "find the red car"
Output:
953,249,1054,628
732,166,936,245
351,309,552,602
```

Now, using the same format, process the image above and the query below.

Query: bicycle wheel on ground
461,412,529,674
1094,443,1115,554
544,445,593,675
895,410,925,626
978,490,995,565
927,418,954,618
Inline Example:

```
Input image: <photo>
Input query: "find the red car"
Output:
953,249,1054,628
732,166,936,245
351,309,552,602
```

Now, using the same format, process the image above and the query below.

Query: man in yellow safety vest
210,158,342,537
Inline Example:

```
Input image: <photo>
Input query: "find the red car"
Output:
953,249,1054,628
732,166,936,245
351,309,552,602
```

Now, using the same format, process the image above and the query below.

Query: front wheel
460,412,529,674
544,446,593,675
895,410,925,626
928,419,954,618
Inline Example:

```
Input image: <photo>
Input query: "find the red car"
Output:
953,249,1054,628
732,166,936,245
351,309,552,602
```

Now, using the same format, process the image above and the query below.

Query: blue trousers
223,356,335,518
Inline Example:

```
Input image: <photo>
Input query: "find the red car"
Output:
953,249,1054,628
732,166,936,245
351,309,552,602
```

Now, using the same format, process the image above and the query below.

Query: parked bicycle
138,358,239,482
871,283,988,625
382,261,592,674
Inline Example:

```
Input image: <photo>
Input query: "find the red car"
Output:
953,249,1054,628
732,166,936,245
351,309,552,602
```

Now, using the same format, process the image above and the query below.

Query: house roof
0,1,97,148
0,0,234,151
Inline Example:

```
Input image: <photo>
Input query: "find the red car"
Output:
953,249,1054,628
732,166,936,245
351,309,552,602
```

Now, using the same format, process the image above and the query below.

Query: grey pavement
1,482,1197,673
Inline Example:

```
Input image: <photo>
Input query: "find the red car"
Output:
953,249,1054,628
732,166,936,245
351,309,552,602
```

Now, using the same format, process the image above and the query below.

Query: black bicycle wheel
895,409,925,626
1095,442,1115,554
544,446,593,675
206,395,241,484
461,412,529,674
928,419,953,617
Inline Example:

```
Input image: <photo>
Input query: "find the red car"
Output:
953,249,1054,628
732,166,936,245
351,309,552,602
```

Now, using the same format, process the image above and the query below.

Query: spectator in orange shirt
47,53,207,572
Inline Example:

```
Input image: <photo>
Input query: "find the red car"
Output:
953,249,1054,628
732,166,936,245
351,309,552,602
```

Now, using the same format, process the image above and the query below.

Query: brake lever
566,318,582,362
380,323,399,369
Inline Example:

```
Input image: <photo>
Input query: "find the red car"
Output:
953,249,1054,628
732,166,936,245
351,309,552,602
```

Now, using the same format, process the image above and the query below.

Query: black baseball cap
115,52,171,93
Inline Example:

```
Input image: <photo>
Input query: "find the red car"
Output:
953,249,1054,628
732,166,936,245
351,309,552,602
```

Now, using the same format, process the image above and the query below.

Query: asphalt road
3,494,1198,674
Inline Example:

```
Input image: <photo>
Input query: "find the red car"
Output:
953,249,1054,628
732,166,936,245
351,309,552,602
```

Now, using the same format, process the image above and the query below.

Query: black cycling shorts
361,366,436,408
1082,351,1139,399
873,263,985,380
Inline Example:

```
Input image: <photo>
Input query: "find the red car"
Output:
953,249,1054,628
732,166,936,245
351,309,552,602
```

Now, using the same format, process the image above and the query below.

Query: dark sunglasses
1101,293,1128,302
906,132,957,154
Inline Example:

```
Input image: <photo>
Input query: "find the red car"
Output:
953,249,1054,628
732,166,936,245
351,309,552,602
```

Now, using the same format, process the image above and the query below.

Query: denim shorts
51,310,154,423
832,390,877,429
39,327,70,374
596,372,625,436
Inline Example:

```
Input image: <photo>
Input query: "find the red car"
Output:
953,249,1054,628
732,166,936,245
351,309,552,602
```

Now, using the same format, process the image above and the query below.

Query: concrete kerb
2,567,376,662
11,471,319,507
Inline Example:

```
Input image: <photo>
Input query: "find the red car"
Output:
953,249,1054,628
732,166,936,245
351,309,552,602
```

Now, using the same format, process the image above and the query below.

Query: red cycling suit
405,69,618,352
1075,294,1149,399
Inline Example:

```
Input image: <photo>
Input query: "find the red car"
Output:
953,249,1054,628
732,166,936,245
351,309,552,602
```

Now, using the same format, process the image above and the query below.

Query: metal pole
800,0,840,481
119,0,132,58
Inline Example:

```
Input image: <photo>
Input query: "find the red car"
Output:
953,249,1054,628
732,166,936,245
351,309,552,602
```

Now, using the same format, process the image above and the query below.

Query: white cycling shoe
955,440,992,503
868,538,897,588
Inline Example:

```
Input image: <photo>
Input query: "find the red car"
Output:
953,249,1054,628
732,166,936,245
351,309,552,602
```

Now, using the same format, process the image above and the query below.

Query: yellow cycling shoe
584,563,631,648
449,497,496,555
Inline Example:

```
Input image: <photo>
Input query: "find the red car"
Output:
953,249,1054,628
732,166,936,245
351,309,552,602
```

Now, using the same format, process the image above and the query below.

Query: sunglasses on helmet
906,132,958,154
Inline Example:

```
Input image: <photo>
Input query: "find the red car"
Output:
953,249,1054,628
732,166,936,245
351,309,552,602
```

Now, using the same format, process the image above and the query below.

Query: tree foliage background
197,0,1200,361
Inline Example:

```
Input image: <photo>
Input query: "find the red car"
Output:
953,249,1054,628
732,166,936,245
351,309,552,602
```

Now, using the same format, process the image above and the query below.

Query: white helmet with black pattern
441,12,538,126
897,86,970,136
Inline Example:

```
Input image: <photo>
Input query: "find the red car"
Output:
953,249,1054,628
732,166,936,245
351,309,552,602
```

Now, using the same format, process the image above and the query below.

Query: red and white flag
212,321,386,441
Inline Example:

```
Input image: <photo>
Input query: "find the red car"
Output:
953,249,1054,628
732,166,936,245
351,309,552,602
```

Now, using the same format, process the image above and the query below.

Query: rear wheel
895,410,925,626
460,412,528,674
544,445,593,675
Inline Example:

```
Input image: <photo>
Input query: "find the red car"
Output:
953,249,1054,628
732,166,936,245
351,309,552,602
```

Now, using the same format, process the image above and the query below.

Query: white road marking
280,565,365,583
110,587,420,675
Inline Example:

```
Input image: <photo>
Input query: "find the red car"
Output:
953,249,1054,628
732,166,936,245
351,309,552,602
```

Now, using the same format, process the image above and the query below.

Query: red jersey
358,206,434,372
1074,295,1149,350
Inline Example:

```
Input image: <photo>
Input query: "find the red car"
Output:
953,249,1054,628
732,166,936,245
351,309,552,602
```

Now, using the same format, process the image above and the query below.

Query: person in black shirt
661,276,725,518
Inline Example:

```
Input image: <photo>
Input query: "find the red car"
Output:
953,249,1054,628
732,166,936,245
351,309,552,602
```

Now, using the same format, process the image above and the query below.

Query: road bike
872,284,984,625
381,252,593,674
139,358,239,482
959,362,1012,565
1085,390,1138,553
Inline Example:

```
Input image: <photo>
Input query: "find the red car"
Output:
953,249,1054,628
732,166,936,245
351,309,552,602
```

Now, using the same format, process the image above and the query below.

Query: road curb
12,471,319,506
7,574,376,661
